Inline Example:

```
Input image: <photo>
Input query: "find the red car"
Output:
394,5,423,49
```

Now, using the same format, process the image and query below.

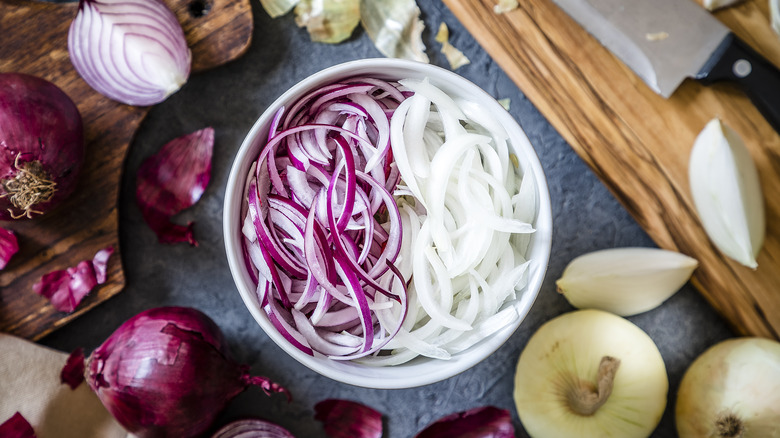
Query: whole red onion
85,307,287,438
0,73,84,220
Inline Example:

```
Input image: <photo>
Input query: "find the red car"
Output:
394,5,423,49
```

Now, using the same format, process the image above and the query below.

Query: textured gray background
41,1,735,436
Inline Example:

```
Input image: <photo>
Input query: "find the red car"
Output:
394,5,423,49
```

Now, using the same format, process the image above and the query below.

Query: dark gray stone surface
41,2,735,437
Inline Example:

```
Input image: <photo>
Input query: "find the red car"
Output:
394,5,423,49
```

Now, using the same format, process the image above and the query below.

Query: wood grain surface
443,0,780,338
0,0,252,340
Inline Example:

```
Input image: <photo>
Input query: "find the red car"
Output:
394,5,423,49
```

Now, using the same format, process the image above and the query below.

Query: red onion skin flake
32,246,114,313
314,399,383,438
0,412,36,438
0,226,19,269
136,127,214,246
61,347,86,390
414,406,515,438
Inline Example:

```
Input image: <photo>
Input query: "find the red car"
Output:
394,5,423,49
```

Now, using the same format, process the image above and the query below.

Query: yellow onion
676,337,780,438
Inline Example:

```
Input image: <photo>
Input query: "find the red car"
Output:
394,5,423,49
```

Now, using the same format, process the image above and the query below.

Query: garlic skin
556,247,698,316
514,310,668,438
689,118,764,269
676,338,780,438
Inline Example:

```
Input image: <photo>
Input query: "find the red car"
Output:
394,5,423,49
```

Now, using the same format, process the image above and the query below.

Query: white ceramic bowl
223,59,552,389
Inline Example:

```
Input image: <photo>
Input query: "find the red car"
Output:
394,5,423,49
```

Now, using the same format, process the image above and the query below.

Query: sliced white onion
68,0,192,106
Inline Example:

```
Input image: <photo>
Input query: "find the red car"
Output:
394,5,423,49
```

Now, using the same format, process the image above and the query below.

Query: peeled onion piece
415,406,514,438
85,307,288,438
136,127,214,246
0,412,36,438
0,73,85,220
68,0,191,106
0,227,19,269
32,246,114,313
314,399,382,438
211,418,294,438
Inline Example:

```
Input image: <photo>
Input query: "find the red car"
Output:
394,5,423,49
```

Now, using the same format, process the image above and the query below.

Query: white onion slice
68,0,192,106
361,79,536,366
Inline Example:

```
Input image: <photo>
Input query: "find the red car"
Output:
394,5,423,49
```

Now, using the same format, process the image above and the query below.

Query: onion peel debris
136,127,214,246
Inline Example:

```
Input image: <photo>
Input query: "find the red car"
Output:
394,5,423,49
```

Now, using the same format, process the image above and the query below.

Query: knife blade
552,0,780,132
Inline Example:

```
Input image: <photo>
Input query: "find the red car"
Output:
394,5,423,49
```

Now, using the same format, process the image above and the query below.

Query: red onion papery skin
414,406,515,438
32,246,114,313
61,347,86,390
136,127,214,246
314,399,382,438
0,73,85,220
0,412,36,438
0,226,19,269
86,307,288,438
211,418,295,438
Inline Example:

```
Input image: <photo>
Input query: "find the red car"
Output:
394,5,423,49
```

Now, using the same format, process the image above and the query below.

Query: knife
551,0,780,132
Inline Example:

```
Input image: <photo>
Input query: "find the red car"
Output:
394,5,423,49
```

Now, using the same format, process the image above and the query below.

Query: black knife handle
697,33,780,133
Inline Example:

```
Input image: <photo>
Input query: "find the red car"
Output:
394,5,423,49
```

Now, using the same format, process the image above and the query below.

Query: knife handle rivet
733,59,752,78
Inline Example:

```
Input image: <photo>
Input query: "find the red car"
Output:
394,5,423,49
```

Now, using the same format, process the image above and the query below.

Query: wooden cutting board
443,0,780,338
0,0,252,340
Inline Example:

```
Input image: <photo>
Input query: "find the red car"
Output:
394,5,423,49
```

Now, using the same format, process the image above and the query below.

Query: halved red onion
0,412,36,438
211,418,294,438
136,127,214,246
414,406,515,438
60,347,86,390
0,227,19,269
32,246,114,313
314,399,382,438
68,0,192,106
241,78,408,359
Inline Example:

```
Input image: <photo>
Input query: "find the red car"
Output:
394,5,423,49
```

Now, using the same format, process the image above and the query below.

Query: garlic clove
514,310,668,438
772,0,780,36
700,0,742,11
556,247,698,316
689,118,765,269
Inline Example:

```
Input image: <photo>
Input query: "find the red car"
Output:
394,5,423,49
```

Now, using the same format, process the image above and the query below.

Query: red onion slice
68,0,191,106
136,127,214,246
0,227,19,269
0,412,36,438
314,399,382,438
211,418,294,438
414,406,515,438
242,78,408,359
32,246,114,313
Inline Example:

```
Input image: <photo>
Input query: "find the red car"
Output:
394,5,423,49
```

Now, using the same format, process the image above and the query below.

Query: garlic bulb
514,310,668,438
556,247,698,316
689,118,764,269
676,338,780,438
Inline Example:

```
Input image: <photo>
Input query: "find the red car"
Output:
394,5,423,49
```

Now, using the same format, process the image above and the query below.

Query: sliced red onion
414,406,515,438
0,412,36,438
211,418,294,438
314,399,382,438
136,127,214,246
61,347,86,390
32,246,114,313
67,0,191,106
241,78,408,359
0,227,19,269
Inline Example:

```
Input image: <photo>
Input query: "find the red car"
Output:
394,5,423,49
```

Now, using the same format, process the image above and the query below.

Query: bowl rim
223,58,553,389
